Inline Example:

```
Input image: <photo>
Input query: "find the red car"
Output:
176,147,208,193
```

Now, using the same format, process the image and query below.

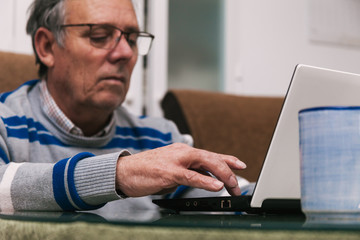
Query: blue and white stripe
52,152,105,211
2,116,66,147
0,79,39,103
104,126,173,150
2,116,173,150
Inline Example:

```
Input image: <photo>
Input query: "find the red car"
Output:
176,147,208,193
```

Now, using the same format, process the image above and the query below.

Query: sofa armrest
0,51,38,92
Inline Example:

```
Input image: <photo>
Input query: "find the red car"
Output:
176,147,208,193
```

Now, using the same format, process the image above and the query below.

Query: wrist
115,150,132,198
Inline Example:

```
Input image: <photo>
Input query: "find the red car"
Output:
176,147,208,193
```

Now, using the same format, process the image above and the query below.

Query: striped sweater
0,80,186,213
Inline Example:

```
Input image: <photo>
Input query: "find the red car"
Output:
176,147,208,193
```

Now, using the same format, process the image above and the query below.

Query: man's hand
116,143,247,197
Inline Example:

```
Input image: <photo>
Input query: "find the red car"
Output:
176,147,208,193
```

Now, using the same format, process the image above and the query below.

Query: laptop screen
251,64,360,208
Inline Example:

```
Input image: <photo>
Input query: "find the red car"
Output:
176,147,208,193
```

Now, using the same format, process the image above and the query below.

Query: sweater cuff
73,150,131,206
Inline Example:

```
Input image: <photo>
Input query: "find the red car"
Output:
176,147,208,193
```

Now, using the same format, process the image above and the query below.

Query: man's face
47,0,139,117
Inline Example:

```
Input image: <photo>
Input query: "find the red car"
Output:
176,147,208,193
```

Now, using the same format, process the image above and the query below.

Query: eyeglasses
60,23,154,56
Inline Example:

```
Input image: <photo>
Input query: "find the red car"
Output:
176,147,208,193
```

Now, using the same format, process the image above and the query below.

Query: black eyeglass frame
60,23,155,55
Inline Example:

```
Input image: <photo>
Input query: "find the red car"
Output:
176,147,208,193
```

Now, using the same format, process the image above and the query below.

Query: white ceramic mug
299,106,360,222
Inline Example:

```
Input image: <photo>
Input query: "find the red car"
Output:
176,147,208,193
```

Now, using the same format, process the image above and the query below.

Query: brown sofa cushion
0,51,38,92
161,89,284,182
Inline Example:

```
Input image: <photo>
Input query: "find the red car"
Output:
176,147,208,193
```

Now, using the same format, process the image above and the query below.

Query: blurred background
1,0,360,116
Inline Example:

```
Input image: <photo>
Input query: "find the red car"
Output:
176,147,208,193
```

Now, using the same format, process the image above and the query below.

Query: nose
108,34,135,62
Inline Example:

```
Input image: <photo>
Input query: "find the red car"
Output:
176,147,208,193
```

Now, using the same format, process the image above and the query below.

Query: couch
0,51,38,92
161,89,284,182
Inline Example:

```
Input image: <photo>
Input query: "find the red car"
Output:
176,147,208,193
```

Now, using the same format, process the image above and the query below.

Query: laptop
153,64,360,214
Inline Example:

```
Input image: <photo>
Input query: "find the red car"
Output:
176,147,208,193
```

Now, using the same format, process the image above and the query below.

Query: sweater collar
39,80,114,137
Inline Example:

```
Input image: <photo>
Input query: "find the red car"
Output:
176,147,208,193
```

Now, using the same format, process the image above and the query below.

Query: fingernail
213,180,224,189
236,160,247,169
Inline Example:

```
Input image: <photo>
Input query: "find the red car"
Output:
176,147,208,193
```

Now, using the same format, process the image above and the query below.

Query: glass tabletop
1,209,360,231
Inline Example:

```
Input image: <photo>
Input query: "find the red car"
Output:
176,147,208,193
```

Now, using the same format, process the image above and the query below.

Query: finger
224,176,242,196
190,153,242,196
176,169,224,192
205,170,242,196
220,154,247,170
195,170,242,196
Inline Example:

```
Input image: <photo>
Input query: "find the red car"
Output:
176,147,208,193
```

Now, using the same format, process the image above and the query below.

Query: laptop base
153,196,302,214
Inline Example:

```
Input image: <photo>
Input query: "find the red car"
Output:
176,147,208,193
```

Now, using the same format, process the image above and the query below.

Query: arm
0,143,245,212
0,151,127,212
0,109,244,211
115,143,247,198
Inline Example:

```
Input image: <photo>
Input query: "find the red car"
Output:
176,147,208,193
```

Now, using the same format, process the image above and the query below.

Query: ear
34,27,57,68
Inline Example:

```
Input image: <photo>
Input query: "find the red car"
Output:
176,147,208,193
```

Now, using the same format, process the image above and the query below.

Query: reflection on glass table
2,209,360,232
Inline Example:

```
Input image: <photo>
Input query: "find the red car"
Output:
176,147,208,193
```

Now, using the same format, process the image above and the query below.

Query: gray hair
26,0,66,79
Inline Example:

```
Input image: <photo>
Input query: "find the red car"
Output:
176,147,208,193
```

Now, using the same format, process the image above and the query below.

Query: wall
0,0,33,54
225,0,360,97
1,0,360,110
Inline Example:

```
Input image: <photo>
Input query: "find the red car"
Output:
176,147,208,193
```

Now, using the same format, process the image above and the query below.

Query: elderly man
0,0,246,213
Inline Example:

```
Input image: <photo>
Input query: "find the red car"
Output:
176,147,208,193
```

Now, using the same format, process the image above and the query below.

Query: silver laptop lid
251,64,360,208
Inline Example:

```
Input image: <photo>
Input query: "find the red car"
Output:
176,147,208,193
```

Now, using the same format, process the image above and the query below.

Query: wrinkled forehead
64,0,139,31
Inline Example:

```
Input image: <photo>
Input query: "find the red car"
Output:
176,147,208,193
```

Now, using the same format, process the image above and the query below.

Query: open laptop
153,64,360,214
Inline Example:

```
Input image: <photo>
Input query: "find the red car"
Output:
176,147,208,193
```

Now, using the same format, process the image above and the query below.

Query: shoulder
0,79,40,112
0,80,40,132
